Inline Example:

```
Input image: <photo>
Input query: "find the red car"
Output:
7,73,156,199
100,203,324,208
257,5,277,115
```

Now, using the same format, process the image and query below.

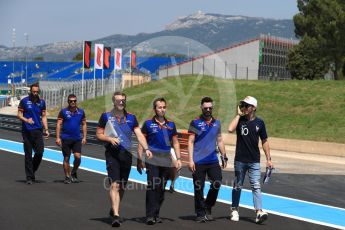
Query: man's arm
41,111,49,137
17,110,32,124
56,119,62,146
96,127,120,145
262,139,273,168
81,119,87,144
228,106,243,133
172,135,182,170
134,127,152,159
188,134,195,172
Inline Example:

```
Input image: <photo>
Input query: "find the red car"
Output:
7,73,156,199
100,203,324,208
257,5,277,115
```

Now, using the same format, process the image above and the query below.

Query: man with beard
17,82,49,184
56,94,87,184
188,96,228,223
96,91,152,227
137,97,182,225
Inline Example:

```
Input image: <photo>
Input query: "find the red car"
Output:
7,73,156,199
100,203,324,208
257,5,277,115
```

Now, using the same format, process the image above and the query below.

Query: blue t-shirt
58,107,86,141
97,111,139,152
188,116,221,165
235,116,268,163
141,117,177,155
18,96,46,132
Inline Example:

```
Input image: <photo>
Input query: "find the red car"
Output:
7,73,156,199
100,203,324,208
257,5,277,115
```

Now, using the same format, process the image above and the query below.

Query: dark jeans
145,162,171,218
22,129,44,180
193,163,222,217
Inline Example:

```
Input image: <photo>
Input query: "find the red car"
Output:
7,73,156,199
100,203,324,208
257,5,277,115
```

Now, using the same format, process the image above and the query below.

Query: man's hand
55,137,61,146
82,137,87,145
175,159,182,171
221,154,228,169
188,161,195,173
137,159,145,175
145,149,153,159
108,137,120,146
266,160,273,169
43,129,50,139
237,105,244,116
27,118,35,124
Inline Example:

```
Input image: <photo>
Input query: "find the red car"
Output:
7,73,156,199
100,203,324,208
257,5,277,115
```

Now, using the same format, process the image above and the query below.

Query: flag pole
82,41,85,101
102,68,104,96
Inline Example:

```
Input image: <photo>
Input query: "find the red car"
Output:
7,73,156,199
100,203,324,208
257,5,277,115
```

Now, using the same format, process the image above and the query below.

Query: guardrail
0,114,191,163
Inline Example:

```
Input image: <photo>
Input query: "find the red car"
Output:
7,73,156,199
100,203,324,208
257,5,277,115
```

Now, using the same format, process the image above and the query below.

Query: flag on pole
83,41,92,68
130,50,137,71
94,44,104,69
114,48,122,70
103,47,111,69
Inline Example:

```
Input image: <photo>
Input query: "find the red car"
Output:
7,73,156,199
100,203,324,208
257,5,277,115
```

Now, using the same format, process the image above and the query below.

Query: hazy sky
0,0,298,47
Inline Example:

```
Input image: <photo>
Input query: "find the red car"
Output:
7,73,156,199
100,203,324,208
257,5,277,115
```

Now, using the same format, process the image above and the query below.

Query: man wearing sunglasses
228,96,273,224
96,91,152,227
17,82,49,184
56,94,87,184
188,96,228,223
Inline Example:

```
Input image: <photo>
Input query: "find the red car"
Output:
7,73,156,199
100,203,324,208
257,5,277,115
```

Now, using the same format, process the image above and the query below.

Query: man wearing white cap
228,96,273,224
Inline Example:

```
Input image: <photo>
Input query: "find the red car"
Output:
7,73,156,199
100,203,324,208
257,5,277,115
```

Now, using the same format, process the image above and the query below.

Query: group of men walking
17,82,273,227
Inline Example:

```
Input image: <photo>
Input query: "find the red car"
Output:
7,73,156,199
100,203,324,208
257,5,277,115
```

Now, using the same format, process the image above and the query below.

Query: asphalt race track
0,129,344,230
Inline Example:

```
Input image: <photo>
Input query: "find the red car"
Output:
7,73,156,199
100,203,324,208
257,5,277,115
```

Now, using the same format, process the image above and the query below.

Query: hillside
49,75,345,143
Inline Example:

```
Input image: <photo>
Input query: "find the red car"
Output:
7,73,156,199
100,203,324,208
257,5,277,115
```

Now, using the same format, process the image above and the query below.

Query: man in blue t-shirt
56,94,87,184
17,82,49,184
188,96,228,223
228,96,273,224
137,97,182,225
96,91,152,227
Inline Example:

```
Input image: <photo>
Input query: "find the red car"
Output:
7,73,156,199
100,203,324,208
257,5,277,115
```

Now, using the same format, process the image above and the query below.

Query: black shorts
62,139,82,157
105,148,132,186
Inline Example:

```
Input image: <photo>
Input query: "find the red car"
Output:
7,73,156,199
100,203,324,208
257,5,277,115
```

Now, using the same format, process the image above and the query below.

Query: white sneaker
230,209,239,221
255,211,268,224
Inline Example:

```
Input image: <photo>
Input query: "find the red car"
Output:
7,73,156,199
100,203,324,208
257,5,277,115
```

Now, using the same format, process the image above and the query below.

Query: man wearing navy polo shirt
228,96,273,224
188,96,228,223
56,94,87,184
96,91,152,227
137,97,182,225
17,82,49,184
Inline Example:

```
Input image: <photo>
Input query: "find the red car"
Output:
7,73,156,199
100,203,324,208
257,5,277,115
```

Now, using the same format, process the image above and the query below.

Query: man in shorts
56,94,87,184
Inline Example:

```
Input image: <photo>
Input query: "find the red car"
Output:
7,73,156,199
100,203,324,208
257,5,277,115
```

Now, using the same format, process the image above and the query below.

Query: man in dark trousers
137,97,182,225
96,91,152,227
228,96,273,224
17,82,49,184
188,96,228,223
56,94,87,184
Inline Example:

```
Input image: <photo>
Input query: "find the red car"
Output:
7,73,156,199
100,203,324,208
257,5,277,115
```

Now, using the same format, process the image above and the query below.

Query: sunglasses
115,99,126,104
68,100,77,103
202,107,213,111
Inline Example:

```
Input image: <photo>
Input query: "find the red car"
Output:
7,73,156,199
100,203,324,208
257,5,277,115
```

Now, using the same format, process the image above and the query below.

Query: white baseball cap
240,96,258,107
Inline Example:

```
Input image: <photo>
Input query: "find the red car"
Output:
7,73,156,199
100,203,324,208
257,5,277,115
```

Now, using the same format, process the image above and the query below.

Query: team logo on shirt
197,122,207,131
256,125,260,132
149,123,159,133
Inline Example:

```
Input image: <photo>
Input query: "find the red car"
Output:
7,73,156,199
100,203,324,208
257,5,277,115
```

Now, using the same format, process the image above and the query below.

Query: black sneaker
64,176,71,184
169,185,175,193
26,179,33,185
112,215,121,227
155,216,162,223
195,215,206,223
205,208,214,221
146,217,155,225
71,172,79,183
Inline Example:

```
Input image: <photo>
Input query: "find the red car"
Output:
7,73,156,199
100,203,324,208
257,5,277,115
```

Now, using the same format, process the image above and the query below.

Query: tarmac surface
0,129,344,230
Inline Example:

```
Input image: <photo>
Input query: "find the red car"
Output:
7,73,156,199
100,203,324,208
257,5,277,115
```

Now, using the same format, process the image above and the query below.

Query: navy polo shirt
97,111,139,151
188,116,221,165
141,117,177,154
235,116,268,163
18,96,46,132
57,107,86,141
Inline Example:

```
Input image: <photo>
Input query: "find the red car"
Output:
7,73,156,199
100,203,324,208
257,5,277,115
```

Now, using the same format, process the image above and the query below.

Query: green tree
72,52,94,61
293,0,345,80
288,36,328,79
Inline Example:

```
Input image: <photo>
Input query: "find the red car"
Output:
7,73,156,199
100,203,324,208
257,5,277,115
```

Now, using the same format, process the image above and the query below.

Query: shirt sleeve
132,115,139,130
57,110,64,120
18,99,24,111
188,120,197,134
97,113,107,128
141,121,148,135
259,120,268,141
82,110,86,121
217,121,222,135
172,122,177,136
41,99,46,111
